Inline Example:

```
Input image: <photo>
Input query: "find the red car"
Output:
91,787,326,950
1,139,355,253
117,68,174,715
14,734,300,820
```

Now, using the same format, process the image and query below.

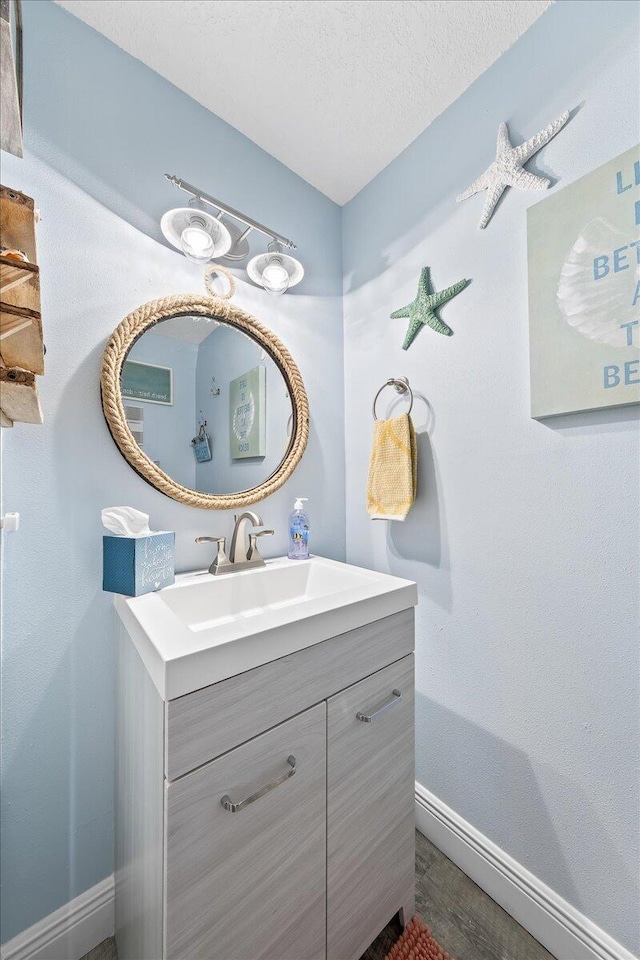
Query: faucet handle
195,536,231,574
247,529,274,562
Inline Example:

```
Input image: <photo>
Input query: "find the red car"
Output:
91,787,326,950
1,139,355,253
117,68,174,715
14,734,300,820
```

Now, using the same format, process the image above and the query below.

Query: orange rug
384,916,454,959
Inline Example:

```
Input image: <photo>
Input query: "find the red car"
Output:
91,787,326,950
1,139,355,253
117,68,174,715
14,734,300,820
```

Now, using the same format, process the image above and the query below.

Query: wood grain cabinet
116,609,415,960
166,705,327,960
327,656,415,960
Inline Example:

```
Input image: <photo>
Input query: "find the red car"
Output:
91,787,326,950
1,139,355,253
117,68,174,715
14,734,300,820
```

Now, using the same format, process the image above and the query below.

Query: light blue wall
0,0,344,943
342,1,639,953
194,324,292,495
128,332,198,489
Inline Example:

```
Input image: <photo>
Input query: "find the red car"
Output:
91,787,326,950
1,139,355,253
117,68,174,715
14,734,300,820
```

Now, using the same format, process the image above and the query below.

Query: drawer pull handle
220,755,296,813
356,689,402,723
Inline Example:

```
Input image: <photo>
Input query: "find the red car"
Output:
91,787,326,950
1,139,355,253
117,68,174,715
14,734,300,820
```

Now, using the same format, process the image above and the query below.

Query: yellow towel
367,413,417,521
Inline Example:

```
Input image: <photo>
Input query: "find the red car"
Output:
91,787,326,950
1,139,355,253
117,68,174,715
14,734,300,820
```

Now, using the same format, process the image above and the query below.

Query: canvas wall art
121,360,173,405
527,145,640,418
229,365,266,459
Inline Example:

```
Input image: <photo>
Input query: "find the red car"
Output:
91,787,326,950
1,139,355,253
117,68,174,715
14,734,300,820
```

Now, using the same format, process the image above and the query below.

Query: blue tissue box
103,532,175,597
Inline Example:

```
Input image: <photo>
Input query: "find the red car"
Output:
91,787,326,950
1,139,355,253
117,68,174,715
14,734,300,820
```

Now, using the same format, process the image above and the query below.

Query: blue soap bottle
288,498,310,560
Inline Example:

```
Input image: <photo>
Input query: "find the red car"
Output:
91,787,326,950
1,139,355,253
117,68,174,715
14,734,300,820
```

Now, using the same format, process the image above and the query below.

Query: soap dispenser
288,498,310,560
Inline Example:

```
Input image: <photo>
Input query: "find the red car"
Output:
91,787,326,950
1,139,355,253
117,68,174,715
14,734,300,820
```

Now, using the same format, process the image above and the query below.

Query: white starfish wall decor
456,111,570,229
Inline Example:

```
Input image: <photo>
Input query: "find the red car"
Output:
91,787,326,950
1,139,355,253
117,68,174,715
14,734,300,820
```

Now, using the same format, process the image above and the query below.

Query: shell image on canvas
556,217,639,348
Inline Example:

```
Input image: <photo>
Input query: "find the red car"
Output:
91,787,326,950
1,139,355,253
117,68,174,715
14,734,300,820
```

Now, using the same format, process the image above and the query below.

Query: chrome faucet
229,512,267,563
196,511,274,576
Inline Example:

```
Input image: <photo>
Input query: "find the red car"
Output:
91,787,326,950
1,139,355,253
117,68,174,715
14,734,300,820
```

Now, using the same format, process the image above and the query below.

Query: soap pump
288,498,310,560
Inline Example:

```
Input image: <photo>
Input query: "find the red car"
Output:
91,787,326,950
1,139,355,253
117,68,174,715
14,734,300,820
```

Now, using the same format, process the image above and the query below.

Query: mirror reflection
122,314,293,496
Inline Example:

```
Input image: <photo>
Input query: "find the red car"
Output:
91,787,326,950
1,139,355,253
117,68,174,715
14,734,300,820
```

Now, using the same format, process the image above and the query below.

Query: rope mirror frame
100,294,309,510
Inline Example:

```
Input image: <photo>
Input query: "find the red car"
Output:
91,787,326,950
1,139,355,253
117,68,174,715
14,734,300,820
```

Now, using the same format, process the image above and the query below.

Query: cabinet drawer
165,703,326,960
327,655,415,960
166,608,414,780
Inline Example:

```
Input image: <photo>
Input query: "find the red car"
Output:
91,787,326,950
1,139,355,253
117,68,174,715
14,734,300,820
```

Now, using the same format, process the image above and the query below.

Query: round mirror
101,294,309,509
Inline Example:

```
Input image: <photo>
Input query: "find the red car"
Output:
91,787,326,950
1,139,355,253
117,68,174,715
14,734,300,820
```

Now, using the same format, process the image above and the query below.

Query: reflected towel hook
372,377,414,421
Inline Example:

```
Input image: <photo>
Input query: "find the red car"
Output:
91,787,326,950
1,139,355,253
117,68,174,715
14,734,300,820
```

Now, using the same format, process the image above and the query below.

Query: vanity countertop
114,555,417,700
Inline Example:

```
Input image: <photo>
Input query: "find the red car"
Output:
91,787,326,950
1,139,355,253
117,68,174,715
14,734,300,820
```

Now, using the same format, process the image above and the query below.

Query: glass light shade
261,260,290,295
247,246,304,293
180,224,215,263
161,207,232,261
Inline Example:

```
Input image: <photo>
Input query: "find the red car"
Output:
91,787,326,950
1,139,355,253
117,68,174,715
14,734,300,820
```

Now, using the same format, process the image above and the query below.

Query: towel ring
372,376,414,421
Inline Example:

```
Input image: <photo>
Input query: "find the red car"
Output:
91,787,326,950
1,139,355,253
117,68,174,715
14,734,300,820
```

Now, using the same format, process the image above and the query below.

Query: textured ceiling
55,0,552,204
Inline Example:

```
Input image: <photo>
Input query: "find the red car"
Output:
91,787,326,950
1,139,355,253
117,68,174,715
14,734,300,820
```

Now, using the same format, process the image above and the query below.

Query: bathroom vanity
114,556,417,960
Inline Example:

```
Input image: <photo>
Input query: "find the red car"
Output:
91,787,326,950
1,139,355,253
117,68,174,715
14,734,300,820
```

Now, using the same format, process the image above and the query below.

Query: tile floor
362,831,556,960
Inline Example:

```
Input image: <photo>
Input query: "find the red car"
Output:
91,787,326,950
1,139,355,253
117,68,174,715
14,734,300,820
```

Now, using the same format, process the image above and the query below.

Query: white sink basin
114,556,417,700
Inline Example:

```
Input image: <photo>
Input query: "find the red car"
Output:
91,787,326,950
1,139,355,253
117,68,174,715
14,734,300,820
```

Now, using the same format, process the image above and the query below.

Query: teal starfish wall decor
391,267,469,350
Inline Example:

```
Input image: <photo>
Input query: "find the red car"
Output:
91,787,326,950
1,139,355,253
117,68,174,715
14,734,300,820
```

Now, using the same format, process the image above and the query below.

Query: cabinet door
165,703,326,960
327,655,415,960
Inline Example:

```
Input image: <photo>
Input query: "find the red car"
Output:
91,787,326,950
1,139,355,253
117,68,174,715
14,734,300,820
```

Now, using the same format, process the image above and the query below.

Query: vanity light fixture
247,240,304,296
160,199,233,264
162,174,304,292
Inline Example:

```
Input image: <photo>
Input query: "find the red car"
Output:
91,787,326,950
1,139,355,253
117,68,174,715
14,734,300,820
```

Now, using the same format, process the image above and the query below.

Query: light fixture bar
164,174,297,250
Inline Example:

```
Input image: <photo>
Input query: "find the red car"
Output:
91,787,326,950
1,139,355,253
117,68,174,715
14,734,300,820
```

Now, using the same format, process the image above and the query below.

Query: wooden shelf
0,187,45,425
0,364,43,425
0,254,39,295
0,254,43,375
0,300,44,375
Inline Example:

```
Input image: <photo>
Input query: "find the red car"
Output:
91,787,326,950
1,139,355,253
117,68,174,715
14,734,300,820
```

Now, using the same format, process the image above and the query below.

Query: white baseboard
2,796,636,960
1,876,114,960
415,782,637,960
